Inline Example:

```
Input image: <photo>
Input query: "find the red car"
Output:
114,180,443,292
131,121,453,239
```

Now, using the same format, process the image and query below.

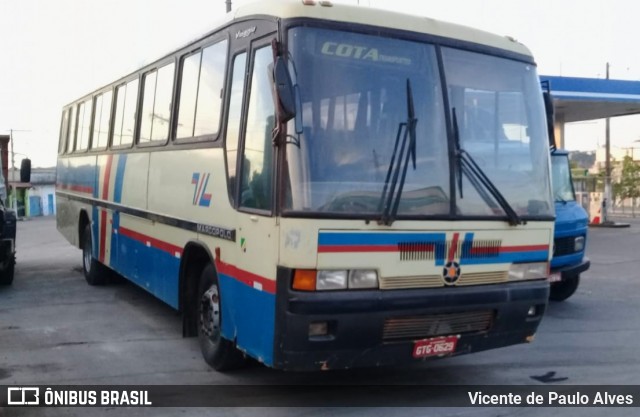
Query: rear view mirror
273,56,296,124
541,81,556,150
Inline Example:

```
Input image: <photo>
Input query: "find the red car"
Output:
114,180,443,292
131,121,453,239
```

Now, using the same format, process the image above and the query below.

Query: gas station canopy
541,75,640,123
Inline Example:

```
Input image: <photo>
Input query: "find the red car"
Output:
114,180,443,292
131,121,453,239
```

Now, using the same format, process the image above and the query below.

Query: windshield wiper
378,79,418,226
452,108,522,226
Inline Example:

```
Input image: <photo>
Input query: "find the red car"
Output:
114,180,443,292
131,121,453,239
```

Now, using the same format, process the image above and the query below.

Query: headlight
508,262,548,281
348,269,378,289
316,270,348,290
574,236,585,252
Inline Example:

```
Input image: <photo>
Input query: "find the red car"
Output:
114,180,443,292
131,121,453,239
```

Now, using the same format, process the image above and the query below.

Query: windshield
282,26,553,219
551,153,576,202
442,48,552,217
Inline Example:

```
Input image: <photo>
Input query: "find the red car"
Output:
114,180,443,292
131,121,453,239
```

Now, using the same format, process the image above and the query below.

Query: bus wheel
550,274,580,302
198,264,245,371
82,224,109,286
0,261,15,286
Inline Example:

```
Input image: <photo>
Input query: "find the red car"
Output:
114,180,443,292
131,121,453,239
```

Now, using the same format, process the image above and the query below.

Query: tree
619,155,640,216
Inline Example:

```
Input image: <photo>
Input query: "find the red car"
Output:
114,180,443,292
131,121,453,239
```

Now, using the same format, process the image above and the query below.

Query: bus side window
225,52,247,206
58,108,69,154
112,79,139,148
66,105,77,153
239,46,275,212
177,40,228,140
91,91,112,150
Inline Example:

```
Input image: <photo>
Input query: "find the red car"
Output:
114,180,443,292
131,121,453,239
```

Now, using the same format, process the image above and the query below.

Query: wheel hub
200,285,221,340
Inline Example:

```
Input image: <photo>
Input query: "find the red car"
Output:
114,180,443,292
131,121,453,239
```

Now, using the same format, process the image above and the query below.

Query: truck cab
549,149,590,300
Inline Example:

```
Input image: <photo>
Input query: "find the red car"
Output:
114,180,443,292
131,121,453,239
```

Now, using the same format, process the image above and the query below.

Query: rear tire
198,263,245,371
0,261,15,286
82,224,109,286
550,274,579,301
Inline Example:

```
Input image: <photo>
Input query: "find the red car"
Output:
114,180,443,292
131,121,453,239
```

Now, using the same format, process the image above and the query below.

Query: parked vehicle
549,149,590,301
0,135,29,285
56,0,554,371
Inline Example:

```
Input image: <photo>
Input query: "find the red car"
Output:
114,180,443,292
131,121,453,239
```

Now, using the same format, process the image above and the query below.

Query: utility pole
604,62,611,224
226,0,231,13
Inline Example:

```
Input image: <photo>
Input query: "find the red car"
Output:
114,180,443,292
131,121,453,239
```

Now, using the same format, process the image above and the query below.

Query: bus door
222,34,280,364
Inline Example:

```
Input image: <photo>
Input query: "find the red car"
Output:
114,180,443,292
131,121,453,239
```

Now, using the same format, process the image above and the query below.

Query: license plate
549,272,562,283
413,335,459,358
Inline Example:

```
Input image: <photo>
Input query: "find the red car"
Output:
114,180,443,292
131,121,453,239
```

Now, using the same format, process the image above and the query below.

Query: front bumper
550,257,590,280
273,267,549,371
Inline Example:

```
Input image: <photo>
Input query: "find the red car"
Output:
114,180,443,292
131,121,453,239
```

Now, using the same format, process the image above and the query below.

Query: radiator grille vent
383,310,494,341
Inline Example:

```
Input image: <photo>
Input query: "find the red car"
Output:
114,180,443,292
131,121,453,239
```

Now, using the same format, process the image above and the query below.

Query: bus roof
63,0,535,108
233,0,534,58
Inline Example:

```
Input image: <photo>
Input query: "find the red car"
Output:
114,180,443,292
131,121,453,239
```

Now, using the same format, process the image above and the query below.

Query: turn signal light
293,269,316,291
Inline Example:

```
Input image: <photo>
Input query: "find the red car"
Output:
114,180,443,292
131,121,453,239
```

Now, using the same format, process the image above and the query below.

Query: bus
549,149,590,301
56,0,554,371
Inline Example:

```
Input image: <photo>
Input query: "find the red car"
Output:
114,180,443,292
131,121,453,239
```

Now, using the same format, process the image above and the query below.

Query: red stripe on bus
56,183,94,194
118,227,184,257
447,232,460,263
102,155,114,200
99,210,107,263
215,259,276,294
500,245,549,253
317,245,399,253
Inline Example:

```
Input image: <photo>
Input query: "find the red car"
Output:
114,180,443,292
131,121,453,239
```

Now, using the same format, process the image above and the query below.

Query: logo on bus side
191,173,212,207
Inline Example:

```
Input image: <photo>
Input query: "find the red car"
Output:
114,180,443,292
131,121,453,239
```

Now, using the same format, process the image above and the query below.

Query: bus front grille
380,271,508,289
456,271,508,286
382,310,494,341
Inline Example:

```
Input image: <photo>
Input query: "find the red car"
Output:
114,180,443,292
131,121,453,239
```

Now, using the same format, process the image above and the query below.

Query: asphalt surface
1,216,639,416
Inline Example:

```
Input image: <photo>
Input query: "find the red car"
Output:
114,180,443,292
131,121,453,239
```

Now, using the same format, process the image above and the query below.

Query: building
8,166,56,217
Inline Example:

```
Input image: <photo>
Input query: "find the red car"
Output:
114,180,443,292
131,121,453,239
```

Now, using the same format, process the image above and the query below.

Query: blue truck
549,149,590,301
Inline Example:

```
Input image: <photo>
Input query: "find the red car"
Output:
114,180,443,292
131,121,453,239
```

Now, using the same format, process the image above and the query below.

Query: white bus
56,0,554,371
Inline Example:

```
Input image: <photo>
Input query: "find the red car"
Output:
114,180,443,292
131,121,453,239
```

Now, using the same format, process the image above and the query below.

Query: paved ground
1,216,639,416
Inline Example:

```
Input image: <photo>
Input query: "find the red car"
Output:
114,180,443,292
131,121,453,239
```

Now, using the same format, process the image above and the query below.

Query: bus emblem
442,232,462,285
442,261,461,285
191,173,212,207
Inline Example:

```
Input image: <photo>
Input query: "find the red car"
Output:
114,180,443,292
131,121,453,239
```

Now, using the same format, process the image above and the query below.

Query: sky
2,0,640,167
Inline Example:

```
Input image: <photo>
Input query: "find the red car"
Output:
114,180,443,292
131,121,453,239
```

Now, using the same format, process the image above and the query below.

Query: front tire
82,224,109,286
198,263,245,371
550,274,580,301
0,260,15,286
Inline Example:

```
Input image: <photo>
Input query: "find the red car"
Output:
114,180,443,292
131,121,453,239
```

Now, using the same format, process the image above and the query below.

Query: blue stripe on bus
93,163,99,199
115,232,180,309
114,155,127,203
111,211,120,270
218,273,275,367
319,232,447,246
460,250,549,265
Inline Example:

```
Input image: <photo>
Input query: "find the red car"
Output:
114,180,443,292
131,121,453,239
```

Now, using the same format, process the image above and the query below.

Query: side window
177,40,228,140
112,79,139,147
58,109,69,154
139,63,175,144
92,91,113,149
225,52,247,206
66,105,77,153
76,99,92,151
239,46,276,211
